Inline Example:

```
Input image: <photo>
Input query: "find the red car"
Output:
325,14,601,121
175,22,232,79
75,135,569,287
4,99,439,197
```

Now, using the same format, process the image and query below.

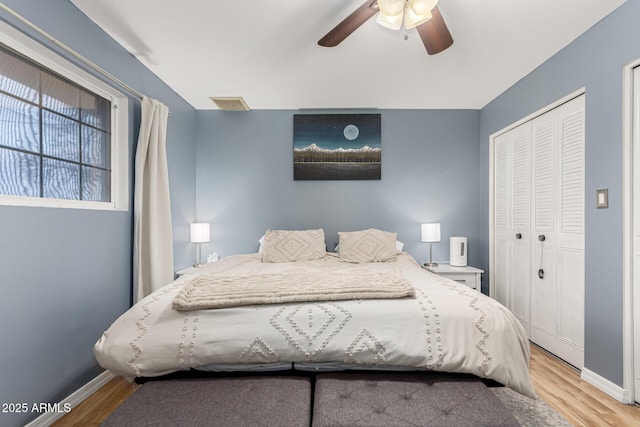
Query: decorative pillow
261,229,326,262
335,240,404,253
338,228,398,263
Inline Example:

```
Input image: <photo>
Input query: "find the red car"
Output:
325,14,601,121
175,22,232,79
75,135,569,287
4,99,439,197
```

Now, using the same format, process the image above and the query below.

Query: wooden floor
529,344,640,426
53,344,640,426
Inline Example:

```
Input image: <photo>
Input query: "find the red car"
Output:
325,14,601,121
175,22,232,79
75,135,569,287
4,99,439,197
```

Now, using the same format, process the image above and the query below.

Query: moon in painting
343,124,359,141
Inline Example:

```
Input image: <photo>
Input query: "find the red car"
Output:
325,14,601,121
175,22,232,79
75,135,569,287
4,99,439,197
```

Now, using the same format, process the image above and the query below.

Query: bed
94,228,535,398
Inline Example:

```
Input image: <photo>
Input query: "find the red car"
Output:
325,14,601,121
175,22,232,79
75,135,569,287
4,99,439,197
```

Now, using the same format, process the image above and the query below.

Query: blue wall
479,0,639,387
0,1,196,426
195,109,482,269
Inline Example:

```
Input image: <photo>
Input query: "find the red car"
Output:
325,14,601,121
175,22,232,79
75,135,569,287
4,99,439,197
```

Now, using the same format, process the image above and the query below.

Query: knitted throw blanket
172,272,415,311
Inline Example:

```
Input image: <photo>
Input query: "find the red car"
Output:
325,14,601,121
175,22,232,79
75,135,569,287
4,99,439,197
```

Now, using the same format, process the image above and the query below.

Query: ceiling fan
318,0,453,55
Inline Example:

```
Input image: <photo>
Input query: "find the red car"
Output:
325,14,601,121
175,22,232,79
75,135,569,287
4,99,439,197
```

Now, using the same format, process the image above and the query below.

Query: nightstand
423,264,484,291
176,265,202,277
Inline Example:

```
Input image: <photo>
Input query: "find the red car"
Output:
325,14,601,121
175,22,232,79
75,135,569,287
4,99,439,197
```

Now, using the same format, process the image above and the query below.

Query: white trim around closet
621,57,640,405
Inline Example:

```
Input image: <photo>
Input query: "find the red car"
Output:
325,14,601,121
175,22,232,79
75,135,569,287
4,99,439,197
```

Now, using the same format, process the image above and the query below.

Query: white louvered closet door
493,122,532,336
530,110,558,353
555,96,585,369
530,95,585,369
510,123,532,337
493,131,513,309
492,94,584,369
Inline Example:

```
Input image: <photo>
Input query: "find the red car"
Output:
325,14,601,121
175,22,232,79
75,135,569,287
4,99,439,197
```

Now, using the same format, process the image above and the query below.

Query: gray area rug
491,387,572,427
102,374,571,426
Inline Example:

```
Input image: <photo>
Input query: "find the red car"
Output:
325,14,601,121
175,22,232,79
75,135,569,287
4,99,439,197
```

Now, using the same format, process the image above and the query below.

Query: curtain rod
0,2,145,100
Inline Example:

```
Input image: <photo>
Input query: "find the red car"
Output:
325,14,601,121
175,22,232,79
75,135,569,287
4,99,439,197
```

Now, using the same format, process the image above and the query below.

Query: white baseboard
580,367,632,404
24,370,116,427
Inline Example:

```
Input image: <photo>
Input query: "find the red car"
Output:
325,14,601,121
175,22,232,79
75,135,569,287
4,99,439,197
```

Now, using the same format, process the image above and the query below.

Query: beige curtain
133,96,174,301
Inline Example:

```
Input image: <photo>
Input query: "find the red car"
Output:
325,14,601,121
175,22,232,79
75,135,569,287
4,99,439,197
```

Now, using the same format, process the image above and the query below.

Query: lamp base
424,262,439,268
193,244,204,268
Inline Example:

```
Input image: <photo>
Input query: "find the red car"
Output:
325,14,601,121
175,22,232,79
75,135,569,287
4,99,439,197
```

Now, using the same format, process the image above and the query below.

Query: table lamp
190,223,210,267
421,223,440,267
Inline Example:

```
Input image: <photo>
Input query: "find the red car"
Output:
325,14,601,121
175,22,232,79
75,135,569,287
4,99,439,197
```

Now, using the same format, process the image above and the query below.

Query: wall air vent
210,97,250,111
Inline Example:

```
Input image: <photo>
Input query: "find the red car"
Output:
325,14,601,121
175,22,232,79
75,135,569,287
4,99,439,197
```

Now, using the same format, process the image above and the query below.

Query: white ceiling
70,0,626,110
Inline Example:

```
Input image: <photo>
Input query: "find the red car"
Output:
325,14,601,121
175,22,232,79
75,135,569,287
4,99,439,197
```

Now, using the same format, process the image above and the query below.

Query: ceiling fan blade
416,6,453,55
318,0,379,47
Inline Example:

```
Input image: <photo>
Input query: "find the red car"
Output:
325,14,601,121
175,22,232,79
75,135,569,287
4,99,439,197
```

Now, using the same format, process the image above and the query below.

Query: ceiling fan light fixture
317,0,453,54
377,0,439,31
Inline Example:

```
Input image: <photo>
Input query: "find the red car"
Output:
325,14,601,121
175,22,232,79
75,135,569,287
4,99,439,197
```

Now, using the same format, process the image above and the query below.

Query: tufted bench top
312,372,520,426
102,376,312,426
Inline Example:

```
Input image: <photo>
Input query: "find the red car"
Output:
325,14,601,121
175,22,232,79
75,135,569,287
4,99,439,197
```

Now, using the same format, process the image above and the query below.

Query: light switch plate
596,189,608,209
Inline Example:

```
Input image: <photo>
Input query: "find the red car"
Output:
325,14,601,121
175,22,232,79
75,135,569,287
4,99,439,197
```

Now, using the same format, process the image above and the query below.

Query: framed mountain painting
293,113,381,180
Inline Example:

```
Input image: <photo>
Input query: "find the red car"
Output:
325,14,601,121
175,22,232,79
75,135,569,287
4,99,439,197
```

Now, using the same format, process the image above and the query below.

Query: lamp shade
190,223,210,243
377,0,405,16
405,4,432,29
421,223,441,243
376,11,404,30
409,0,438,16
377,0,405,30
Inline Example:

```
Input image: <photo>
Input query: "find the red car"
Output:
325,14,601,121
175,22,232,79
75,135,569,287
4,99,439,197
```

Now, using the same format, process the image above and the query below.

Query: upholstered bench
102,376,312,426
312,372,520,427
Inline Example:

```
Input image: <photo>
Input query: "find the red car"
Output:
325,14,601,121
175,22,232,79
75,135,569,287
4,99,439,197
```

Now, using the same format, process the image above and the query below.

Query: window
0,21,128,210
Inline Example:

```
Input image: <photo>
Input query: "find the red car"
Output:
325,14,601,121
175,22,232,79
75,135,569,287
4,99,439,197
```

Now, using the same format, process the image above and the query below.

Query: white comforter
94,253,535,397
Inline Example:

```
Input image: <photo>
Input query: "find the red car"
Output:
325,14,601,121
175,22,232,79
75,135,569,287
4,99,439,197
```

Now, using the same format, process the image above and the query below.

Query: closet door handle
515,233,522,239
538,234,546,242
